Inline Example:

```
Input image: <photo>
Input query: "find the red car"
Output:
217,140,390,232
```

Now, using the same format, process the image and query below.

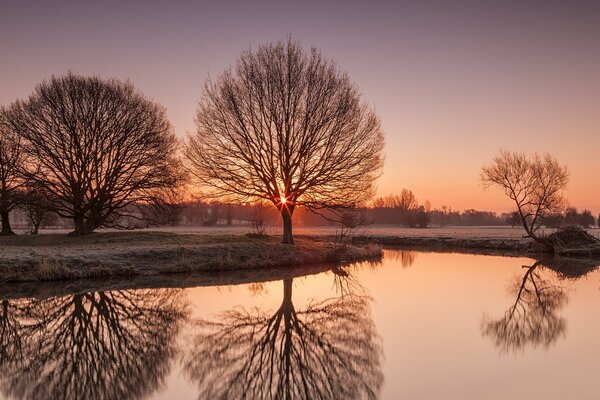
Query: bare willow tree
0,113,27,235
481,151,568,244
185,39,385,244
3,73,183,235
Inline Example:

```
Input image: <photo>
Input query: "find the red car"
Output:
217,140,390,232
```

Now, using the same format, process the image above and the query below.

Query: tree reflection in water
0,300,27,371
0,289,188,400
482,261,568,354
184,277,383,400
384,249,417,268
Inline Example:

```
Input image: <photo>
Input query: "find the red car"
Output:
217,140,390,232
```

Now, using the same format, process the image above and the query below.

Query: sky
1,1,599,213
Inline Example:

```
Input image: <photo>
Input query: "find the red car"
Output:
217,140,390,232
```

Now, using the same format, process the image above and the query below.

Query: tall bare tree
481,151,568,244
184,278,383,400
0,113,27,235
185,39,385,244
3,73,182,235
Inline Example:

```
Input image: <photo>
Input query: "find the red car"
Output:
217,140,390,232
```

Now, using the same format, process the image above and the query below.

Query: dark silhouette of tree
184,39,384,244
564,207,579,226
0,300,28,371
3,73,183,235
481,261,568,354
481,151,568,246
577,209,595,228
0,113,27,235
184,278,383,399
0,289,188,400
19,182,54,234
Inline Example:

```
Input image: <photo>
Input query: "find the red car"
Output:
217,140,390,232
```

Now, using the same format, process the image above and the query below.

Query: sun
280,196,287,204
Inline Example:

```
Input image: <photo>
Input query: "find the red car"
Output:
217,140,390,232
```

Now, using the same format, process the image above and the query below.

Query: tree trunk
31,221,40,235
0,210,14,235
70,213,89,236
282,278,293,305
281,207,294,245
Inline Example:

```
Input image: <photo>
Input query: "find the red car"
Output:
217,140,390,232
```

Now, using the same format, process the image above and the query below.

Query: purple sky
2,1,599,212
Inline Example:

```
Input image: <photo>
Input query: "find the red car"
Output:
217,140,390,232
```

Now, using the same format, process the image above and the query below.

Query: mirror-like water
1,249,599,399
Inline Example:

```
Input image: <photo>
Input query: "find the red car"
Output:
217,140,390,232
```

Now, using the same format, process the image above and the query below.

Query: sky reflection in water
1,250,599,399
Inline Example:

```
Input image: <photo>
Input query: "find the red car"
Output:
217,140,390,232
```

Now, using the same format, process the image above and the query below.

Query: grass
0,232,382,283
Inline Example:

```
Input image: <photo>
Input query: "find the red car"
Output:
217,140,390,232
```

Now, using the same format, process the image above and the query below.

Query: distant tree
412,206,430,228
505,211,520,227
3,73,182,235
577,209,595,228
398,189,418,211
184,39,384,244
564,207,579,226
20,182,54,234
562,208,594,229
481,151,568,244
141,186,188,227
0,113,27,235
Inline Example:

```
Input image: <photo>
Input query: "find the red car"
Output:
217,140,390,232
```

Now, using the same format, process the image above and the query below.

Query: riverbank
0,232,381,283
352,235,533,255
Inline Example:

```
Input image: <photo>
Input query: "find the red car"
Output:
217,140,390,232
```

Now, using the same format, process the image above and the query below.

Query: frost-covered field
18,224,600,241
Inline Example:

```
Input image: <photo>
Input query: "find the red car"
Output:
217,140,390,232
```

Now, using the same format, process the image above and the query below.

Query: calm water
1,249,599,399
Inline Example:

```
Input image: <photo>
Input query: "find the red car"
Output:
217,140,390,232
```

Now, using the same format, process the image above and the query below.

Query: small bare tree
0,113,27,235
185,39,384,244
4,73,182,235
20,182,54,234
481,151,568,244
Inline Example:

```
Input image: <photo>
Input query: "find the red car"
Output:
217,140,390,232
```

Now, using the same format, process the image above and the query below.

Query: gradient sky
2,1,599,213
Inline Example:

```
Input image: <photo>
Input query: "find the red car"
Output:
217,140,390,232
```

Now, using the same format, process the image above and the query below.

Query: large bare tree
185,39,385,244
481,150,568,244
184,278,383,400
0,113,27,235
3,73,182,235
0,289,188,400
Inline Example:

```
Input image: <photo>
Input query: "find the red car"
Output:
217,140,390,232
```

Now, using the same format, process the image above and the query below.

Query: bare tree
185,39,385,244
184,278,383,400
19,182,54,234
140,185,188,227
0,289,188,400
3,73,182,235
481,151,568,244
481,261,568,354
0,113,27,235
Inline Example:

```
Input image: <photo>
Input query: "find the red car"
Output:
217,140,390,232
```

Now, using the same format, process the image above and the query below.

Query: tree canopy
185,39,384,243
3,73,182,235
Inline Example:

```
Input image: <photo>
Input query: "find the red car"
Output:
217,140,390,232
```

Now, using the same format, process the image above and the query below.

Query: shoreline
352,235,534,256
0,232,381,284
2,230,599,286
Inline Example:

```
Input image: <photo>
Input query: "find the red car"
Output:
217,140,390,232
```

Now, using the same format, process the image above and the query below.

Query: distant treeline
8,193,598,231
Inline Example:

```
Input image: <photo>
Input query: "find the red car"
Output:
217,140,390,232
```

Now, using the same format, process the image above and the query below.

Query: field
24,224,600,240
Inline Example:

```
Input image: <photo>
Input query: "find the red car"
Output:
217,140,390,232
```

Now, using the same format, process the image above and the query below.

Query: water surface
1,250,599,399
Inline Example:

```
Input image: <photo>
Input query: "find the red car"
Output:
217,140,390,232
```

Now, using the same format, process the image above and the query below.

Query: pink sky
1,1,598,213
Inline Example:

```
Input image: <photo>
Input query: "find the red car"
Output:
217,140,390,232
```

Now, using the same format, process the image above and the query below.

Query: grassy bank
352,235,533,254
0,232,382,283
